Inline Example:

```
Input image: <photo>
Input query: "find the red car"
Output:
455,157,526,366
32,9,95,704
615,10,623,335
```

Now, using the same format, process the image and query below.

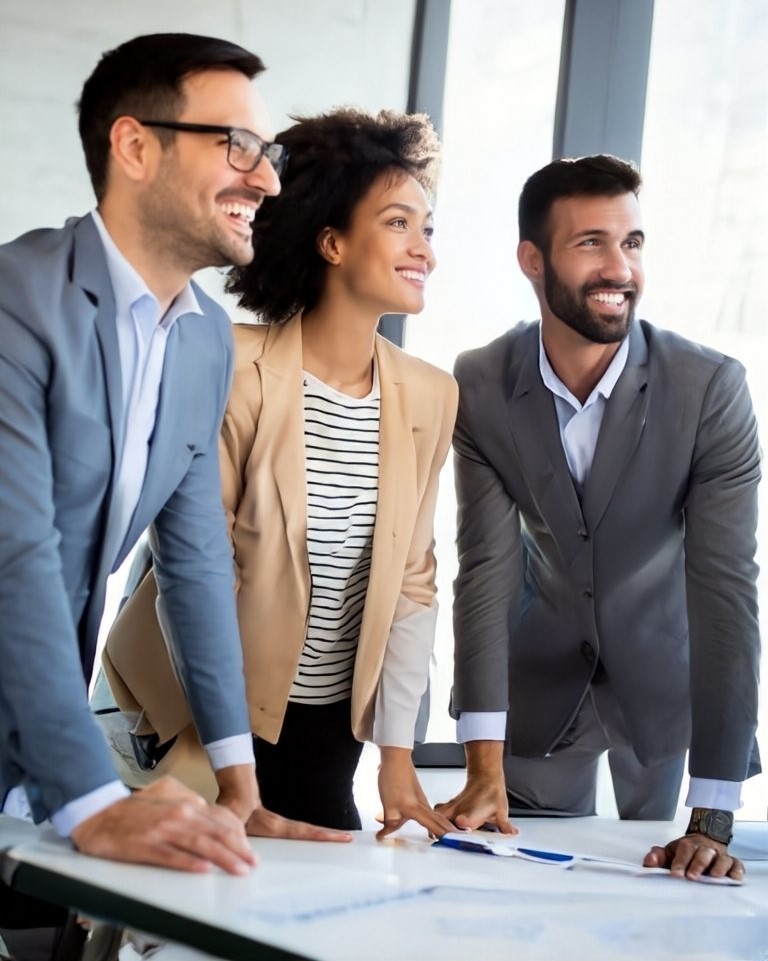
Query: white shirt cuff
204,733,255,771
50,781,131,837
685,777,742,812
2,786,34,820
456,711,507,743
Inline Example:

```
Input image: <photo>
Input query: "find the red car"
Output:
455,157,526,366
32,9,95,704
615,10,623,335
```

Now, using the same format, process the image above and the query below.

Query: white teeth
220,202,256,222
590,291,625,305
398,269,426,282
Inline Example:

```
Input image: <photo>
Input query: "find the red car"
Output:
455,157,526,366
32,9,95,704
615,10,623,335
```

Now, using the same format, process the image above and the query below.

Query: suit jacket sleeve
0,281,118,819
150,317,251,746
684,357,761,781
451,351,525,715
373,371,459,747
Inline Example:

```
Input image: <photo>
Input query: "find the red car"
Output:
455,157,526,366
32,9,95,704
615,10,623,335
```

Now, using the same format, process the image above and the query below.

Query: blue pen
434,836,575,864
434,836,496,856
515,847,575,864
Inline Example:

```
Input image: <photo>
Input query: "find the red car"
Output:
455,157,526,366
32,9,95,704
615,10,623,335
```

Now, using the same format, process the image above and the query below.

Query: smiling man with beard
437,155,761,884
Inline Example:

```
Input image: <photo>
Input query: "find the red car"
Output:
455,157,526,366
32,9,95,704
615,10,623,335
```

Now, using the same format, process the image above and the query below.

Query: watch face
699,809,733,842
706,811,731,835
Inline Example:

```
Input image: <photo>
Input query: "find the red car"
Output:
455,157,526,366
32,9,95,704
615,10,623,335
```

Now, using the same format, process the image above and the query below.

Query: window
641,0,768,817
405,0,567,740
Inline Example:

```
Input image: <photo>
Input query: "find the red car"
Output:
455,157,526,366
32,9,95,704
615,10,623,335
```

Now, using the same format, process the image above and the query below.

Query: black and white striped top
289,368,381,704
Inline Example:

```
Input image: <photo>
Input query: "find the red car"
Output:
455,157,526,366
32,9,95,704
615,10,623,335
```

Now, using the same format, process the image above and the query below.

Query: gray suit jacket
0,214,249,820
452,320,761,781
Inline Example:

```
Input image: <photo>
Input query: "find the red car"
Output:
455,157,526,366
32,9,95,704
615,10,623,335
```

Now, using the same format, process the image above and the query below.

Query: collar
538,328,629,412
90,210,202,329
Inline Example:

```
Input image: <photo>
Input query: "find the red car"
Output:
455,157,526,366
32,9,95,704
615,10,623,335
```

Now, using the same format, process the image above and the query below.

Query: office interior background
1,0,766,816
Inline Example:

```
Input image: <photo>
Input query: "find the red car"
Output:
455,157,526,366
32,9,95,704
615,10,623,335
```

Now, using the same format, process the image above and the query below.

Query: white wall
0,0,416,647
0,0,416,314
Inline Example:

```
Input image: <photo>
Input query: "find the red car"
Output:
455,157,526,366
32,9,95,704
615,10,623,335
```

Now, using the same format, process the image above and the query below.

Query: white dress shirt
456,332,741,811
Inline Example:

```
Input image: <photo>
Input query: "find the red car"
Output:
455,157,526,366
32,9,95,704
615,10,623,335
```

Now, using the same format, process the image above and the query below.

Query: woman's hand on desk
375,747,456,840
214,763,261,822
433,740,518,835
216,764,352,842
244,806,353,842
70,776,256,875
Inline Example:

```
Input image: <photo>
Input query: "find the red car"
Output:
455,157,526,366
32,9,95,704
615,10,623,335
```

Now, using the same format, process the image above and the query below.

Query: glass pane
639,0,768,818
405,0,566,740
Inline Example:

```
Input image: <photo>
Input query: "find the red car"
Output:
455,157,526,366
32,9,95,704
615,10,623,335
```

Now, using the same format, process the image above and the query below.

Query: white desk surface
2,770,767,961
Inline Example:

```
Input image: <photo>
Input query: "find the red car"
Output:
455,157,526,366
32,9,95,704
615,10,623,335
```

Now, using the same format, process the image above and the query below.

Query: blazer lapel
118,321,187,559
370,338,417,579
354,338,417,695
255,316,311,609
71,216,124,665
72,216,123,462
581,323,650,531
505,327,585,543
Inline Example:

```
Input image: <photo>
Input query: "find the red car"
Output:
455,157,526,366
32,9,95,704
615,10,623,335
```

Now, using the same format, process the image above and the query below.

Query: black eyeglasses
137,120,288,176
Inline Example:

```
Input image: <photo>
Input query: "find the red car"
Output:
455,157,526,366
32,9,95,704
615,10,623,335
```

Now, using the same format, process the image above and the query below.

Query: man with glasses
0,33,344,925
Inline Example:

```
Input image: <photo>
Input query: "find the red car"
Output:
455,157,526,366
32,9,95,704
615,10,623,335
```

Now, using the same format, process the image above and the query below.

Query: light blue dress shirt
456,332,740,811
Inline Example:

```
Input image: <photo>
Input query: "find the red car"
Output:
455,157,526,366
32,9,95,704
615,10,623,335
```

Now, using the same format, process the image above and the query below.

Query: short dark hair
226,107,441,324
518,154,642,251
78,33,265,201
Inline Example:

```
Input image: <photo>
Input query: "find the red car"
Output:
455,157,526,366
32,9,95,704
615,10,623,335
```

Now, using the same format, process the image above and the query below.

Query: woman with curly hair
104,107,458,838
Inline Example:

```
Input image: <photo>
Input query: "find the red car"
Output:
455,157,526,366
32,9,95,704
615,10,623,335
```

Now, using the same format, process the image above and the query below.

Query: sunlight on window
642,0,768,819
406,0,566,741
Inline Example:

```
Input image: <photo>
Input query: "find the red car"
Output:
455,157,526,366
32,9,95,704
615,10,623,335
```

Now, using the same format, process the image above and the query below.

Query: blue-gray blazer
0,214,249,820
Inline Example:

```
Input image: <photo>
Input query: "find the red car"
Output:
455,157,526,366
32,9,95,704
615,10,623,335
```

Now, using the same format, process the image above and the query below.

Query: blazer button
580,640,596,662
577,527,589,541
582,588,594,599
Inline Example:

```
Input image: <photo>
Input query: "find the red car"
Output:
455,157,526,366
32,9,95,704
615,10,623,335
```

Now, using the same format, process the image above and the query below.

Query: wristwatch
685,807,734,845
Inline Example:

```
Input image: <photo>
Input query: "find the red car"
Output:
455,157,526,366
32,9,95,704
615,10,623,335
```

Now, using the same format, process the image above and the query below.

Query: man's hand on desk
375,747,456,840
643,834,745,883
433,740,518,835
70,776,256,875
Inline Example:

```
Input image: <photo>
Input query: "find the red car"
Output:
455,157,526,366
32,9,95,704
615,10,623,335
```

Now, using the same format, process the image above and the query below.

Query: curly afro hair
226,107,441,324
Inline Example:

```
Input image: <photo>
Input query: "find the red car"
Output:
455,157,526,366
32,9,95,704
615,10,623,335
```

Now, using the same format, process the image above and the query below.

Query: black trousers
0,885,85,961
0,885,69,929
253,698,364,830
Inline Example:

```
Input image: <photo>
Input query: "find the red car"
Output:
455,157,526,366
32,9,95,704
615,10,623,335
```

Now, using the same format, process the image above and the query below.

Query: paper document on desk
240,873,432,924
433,833,743,885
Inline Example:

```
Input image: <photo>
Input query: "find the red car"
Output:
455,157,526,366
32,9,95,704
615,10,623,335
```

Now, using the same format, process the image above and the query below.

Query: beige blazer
104,315,458,788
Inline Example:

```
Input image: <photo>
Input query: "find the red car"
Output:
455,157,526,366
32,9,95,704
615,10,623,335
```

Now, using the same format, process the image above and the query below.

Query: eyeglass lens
229,131,286,175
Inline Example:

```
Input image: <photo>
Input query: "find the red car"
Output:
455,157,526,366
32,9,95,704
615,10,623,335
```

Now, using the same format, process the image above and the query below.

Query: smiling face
328,172,436,317
138,67,281,273
535,192,645,344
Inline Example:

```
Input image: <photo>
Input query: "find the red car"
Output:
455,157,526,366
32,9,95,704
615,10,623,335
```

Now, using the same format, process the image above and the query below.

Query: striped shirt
289,367,381,704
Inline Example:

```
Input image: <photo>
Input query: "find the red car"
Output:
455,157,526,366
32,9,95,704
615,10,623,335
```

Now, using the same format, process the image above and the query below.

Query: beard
138,158,257,276
542,255,637,345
